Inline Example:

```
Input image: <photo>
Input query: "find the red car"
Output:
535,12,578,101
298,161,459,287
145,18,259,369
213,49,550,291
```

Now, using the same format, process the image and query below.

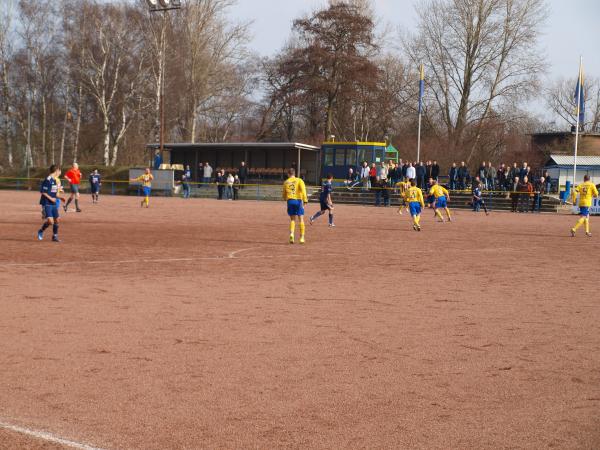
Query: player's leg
585,216,591,236
309,209,325,224
38,214,51,240
299,216,306,244
328,207,334,227
572,215,586,236
74,186,81,212
434,207,443,221
52,216,60,242
445,207,452,221
289,215,296,243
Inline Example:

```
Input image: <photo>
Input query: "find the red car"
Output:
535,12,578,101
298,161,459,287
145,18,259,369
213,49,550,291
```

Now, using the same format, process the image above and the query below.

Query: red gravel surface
0,190,599,449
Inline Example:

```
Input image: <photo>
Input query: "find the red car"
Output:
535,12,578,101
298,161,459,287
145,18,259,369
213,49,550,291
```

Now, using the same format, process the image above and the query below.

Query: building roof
147,142,320,152
548,155,600,166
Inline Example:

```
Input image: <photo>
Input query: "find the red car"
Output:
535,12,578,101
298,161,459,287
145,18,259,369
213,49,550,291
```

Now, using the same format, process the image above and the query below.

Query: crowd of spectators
344,159,554,212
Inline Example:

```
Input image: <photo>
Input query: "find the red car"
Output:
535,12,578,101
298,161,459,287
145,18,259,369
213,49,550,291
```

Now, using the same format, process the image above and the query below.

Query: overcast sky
230,0,600,82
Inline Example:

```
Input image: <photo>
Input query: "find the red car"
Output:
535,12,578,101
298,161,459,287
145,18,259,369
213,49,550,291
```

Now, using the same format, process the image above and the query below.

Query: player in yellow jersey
570,174,598,237
396,177,411,215
282,168,308,244
130,168,154,208
405,179,425,231
429,178,452,222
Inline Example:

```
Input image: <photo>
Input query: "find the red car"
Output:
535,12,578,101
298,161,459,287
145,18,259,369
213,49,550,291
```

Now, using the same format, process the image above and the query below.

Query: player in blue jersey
37,165,62,242
89,169,102,203
309,173,335,227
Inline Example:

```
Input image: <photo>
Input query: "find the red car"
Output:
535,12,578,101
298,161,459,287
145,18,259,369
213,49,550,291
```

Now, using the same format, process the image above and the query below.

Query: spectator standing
543,170,552,193
532,176,545,212
486,161,496,191
497,164,506,191
416,162,426,190
509,162,519,184
153,150,162,170
425,161,433,181
369,163,377,189
216,170,225,200
406,162,416,181
457,162,468,190
238,161,249,189
510,176,520,212
517,176,533,212
431,160,440,181
203,162,213,188
478,162,487,189
233,175,240,200
448,162,458,190
226,173,234,200
519,162,529,179
360,161,370,191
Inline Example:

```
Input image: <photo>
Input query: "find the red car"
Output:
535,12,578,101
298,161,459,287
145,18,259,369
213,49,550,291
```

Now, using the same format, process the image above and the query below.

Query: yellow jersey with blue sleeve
135,174,153,187
429,184,448,199
282,177,308,202
572,181,598,208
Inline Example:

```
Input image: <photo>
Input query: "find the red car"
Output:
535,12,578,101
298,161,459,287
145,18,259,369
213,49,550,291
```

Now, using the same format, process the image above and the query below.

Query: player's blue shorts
43,204,59,219
91,185,100,194
409,202,422,217
143,186,151,197
435,196,447,208
579,206,590,216
287,199,304,216
319,199,332,211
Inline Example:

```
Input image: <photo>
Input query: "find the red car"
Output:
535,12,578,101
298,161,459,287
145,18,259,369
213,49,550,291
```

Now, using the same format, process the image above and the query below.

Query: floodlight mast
146,0,181,163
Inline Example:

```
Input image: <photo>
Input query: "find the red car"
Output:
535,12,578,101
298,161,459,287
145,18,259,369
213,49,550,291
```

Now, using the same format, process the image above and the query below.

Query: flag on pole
574,63,585,125
418,64,425,114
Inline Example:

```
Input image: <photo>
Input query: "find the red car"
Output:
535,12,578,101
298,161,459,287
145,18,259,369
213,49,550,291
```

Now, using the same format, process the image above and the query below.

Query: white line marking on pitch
0,248,293,268
0,420,105,450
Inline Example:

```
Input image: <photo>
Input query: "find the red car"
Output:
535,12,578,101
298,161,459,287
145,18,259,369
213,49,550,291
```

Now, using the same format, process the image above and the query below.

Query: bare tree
403,0,548,163
546,76,600,132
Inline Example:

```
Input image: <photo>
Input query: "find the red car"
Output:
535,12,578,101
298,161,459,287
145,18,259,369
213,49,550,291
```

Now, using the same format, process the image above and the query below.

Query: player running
37,165,63,242
570,174,598,237
406,179,425,231
309,173,335,227
282,168,308,244
130,168,154,208
396,177,410,215
89,169,102,203
64,162,82,212
429,179,452,222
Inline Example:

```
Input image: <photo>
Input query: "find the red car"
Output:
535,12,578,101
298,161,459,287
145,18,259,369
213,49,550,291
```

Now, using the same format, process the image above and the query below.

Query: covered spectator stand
148,142,320,184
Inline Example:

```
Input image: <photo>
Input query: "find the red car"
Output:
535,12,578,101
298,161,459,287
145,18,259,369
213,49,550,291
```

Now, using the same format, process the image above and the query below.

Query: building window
324,148,334,166
346,148,357,167
335,148,345,166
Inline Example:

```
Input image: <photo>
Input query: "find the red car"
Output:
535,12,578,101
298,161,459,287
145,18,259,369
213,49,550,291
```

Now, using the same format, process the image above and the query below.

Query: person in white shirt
406,163,416,180
360,161,371,191
226,173,234,200
202,163,213,187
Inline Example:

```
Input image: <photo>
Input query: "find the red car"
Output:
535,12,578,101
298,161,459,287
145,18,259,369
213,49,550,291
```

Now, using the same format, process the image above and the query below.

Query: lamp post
146,0,181,165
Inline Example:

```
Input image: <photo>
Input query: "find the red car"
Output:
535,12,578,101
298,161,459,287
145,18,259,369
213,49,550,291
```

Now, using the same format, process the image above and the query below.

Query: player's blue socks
52,223,59,236
328,213,333,225
39,222,49,233
311,211,324,221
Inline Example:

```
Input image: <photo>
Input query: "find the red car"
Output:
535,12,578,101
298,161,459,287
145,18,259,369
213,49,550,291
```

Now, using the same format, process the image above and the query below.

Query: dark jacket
449,166,458,180
457,166,469,179
425,164,432,179
431,164,440,179
416,165,426,179
238,166,249,179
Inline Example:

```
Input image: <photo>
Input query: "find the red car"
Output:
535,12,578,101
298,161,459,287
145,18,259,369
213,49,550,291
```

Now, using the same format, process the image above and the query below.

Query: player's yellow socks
585,218,590,233
299,221,305,237
446,208,452,219
435,210,443,220
289,220,295,235
574,217,585,230
414,216,420,226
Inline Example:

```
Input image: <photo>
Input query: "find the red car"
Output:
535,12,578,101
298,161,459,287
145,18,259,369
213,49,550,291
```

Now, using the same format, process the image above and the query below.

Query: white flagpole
573,56,582,185
417,64,423,163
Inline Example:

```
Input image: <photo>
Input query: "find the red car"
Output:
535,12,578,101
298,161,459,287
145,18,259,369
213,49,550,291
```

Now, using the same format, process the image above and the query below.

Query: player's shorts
427,195,434,204
143,186,151,197
71,184,80,194
579,206,590,216
319,199,332,211
435,196,447,208
287,199,304,216
409,202,422,217
42,204,59,219
91,185,100,194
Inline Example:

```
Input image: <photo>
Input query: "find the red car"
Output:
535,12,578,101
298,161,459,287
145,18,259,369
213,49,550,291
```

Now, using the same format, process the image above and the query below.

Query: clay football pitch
0,190,599,449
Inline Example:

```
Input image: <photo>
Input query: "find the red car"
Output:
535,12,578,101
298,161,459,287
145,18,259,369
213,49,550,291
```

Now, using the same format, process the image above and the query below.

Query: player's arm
300,180,308,204
443,187,450,201
282,183,287,200
592,185,599,198
418,190,425,208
